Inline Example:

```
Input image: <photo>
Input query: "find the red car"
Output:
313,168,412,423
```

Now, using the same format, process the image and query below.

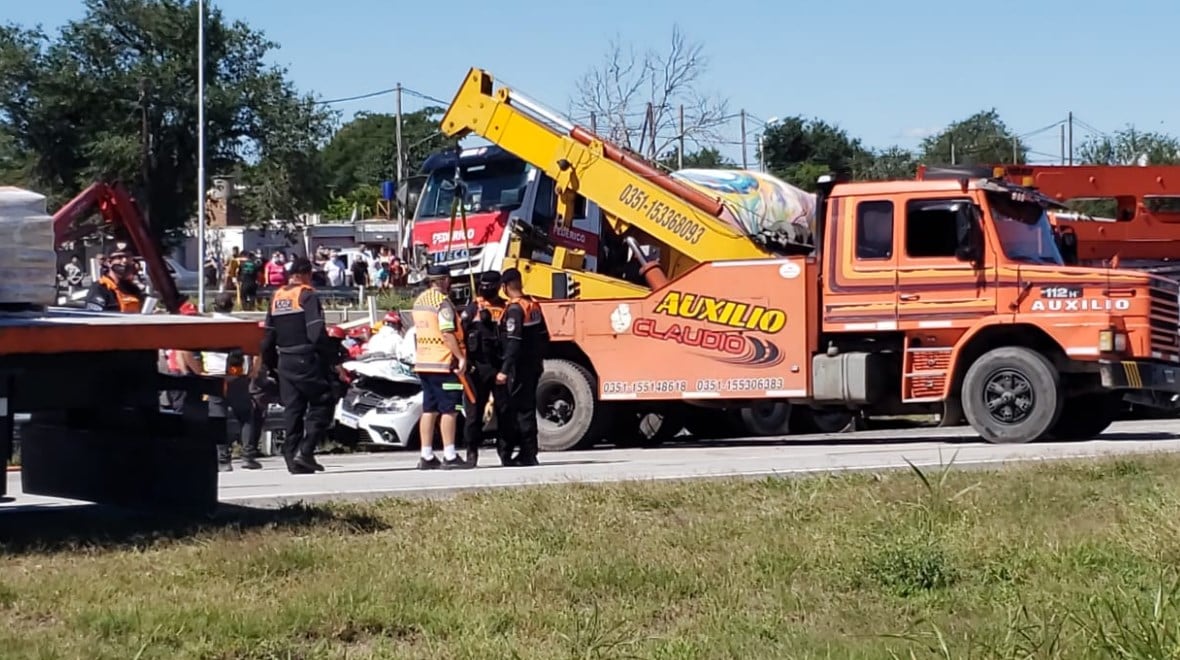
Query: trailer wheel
738,401,793,436
1048,391,1121,440
537,359,601,451
961,346,1062,443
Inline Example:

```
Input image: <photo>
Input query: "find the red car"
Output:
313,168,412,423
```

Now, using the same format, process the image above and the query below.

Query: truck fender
943,318,1067,400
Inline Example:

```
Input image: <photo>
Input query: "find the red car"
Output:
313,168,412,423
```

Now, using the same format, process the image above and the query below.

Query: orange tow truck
438,68,1180,444
1,183,261,511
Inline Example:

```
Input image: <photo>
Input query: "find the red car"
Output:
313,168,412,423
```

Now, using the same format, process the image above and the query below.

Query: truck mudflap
1099,359,1180,393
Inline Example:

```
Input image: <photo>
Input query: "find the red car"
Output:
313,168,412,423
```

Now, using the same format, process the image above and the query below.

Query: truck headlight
1099,329,1127,353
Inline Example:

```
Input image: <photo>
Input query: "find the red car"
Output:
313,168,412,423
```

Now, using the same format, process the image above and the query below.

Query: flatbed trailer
0,308,263,512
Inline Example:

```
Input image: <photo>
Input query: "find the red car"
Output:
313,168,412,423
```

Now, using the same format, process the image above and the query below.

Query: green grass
4,455,1180,658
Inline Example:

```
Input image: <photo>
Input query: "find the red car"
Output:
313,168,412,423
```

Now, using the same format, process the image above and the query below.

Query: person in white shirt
325,251,345,287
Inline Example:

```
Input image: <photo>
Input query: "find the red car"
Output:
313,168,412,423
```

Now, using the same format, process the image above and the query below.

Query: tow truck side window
905,199,968,258
855,201,894,260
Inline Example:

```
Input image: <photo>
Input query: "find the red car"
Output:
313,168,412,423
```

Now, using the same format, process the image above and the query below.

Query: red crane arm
52,182,186,314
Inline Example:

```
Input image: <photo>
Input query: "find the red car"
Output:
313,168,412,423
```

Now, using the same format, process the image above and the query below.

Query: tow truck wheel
1048,391,1122,440
961,346,1063,444
537,359,602,452
738,401,793,436
791,406,857,434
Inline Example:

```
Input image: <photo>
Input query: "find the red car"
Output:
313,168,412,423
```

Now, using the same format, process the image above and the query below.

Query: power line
315,87,398,105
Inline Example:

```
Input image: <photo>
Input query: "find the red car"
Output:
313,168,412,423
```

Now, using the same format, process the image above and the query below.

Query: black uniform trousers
276,352,334,462
497,365,540,463
462,367,493,457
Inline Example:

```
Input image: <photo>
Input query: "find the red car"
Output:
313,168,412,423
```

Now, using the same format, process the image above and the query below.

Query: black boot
240,452,262,470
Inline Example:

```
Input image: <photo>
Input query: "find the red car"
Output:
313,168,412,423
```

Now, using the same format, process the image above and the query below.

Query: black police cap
289,257,313,275
426,264,451,279
478,270,501,286
501,267,522,286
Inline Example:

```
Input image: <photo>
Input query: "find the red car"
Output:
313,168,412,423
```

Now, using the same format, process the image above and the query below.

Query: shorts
419,372,463,414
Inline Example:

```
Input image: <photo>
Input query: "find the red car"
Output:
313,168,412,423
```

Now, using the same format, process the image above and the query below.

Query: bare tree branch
571,25,729,162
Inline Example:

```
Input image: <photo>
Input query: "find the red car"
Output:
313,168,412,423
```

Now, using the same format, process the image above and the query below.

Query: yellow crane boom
438,68,772,284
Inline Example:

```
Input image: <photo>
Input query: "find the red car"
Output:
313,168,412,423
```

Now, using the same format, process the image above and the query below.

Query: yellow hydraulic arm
438,68,771,284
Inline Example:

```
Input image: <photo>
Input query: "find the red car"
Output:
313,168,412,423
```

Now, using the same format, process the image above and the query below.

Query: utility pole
394,83,405,259
1012,137,1018,164
648,103,657,159
1068,111,1073,165
138,78,151,222
590,112,597,135
950,140,956,165
1060,124,1066,164
740,110,747,169
677,104,685,169
196,0,207,312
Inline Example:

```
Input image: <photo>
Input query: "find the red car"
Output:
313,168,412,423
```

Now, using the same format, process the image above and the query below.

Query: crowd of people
206,244,410,310
85,245,549,475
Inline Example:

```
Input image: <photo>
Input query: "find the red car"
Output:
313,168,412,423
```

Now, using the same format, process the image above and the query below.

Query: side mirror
953,203,983,264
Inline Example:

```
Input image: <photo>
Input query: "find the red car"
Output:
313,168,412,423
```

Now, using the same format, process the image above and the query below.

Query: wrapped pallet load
0,187,58,308
671,169,816,252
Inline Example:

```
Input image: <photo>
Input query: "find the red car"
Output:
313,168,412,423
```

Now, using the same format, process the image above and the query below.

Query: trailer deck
0,308,264,512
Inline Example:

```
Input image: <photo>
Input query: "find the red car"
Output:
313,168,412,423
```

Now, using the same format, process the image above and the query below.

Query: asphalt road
6,418,1180,510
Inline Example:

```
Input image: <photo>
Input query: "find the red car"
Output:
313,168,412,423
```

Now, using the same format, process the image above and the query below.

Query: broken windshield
987,190,1064,266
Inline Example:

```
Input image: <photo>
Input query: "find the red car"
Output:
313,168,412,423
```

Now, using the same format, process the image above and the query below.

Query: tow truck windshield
987,190,1064,266
417,158,531,220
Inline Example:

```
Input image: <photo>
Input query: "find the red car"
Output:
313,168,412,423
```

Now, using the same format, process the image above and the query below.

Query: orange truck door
894,197,997,328
822,197,899,331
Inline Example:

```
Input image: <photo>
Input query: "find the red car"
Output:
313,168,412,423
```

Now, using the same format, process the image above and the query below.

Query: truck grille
1147,276,1180,362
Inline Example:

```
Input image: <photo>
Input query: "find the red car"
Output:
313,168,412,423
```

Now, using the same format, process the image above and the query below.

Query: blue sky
8,0,1178,165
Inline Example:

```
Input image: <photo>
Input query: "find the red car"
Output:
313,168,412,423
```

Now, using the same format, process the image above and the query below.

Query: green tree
919,109,1026,166
658,146,733,170
0,0,333,236
318,108,458,213
760,116,872,191
860,146,919,181
1078,126,1180,165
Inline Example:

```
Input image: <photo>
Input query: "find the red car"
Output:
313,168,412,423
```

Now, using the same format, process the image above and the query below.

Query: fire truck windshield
987,190,1064,266
417,158,531,220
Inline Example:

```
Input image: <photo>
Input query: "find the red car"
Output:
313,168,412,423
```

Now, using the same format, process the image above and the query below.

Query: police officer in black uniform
496,267,549,466
260,257,342,474
459,271,507,467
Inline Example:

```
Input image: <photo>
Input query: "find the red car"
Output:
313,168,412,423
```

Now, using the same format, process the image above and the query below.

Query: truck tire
738,401,793,437
537,359,602,452
1048,391,1121,440
961,346,1062,444
791,406,857,434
